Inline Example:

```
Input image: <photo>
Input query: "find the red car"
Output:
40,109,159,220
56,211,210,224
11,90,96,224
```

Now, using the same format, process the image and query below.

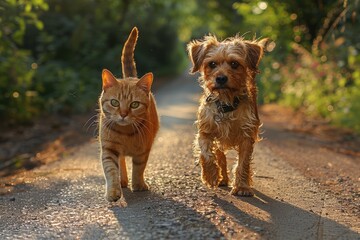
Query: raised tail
121,27,138,78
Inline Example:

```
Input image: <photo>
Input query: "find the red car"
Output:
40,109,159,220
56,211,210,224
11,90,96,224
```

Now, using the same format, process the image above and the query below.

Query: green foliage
279,2,360,132
1,0,359,132
184,0,360,132
33,61,99,114
233,1,292,46
0,0,48,122
280,45,360,132
0,49,37,120
0,0,192,122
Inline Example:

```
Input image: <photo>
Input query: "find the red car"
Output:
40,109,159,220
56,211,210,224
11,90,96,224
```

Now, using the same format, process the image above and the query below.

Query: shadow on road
108,189,225,239
0,173,225,239
213,189,360,239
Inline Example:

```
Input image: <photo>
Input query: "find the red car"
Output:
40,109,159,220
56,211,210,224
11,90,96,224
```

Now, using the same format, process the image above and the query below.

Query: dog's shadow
214,188,359,239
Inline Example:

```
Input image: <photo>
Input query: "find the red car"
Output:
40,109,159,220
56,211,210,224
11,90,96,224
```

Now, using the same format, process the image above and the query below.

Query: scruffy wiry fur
187,34,268,196
99,27,159,203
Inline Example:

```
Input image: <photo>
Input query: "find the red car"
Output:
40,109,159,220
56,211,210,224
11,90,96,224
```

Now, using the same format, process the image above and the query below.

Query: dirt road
0,74,359,239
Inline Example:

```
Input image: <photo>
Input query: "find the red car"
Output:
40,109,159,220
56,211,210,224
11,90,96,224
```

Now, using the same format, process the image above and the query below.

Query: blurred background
0,0,359,175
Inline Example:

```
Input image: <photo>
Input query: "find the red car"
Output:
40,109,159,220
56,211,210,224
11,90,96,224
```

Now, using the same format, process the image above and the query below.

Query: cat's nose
120,111,128,118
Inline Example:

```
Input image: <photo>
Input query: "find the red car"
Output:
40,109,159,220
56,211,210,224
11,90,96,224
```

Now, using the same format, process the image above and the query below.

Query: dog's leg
197,133,222,187
215,149,229,186
231,138,254,196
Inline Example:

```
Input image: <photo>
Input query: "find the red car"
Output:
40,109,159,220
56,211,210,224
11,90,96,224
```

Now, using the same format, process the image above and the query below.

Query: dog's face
187,35,267,98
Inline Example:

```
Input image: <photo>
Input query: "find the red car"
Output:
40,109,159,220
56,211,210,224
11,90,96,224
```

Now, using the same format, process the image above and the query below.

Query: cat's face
100,69,153,126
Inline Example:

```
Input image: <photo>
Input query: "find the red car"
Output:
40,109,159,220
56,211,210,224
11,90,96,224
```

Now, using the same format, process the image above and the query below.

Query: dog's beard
210,88,235,104
201,77,244,104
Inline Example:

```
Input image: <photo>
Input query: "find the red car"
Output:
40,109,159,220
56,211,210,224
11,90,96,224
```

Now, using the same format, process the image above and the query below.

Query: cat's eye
230,61,239,69
208,61,217,69
110,99,120,107
130,101,140,109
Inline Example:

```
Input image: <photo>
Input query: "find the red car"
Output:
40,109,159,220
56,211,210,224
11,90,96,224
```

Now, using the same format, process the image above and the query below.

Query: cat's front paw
132,182,149,192
105,186,122,202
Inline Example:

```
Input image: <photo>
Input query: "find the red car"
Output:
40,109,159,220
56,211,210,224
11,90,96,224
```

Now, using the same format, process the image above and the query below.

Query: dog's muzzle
215,75,228,86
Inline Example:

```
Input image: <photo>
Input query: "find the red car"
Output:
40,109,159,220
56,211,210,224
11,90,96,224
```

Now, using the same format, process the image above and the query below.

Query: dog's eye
230,61,239,69
208,61,217,69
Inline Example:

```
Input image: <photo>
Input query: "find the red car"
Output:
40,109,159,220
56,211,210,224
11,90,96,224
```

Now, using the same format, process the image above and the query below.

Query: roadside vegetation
1,0,359,132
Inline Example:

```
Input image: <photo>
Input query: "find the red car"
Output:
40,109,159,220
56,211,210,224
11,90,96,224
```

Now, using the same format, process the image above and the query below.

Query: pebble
253,226,263,232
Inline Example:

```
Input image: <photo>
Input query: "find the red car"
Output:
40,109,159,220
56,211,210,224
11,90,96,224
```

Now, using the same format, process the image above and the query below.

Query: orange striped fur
99,28,159,203
121,27,138,78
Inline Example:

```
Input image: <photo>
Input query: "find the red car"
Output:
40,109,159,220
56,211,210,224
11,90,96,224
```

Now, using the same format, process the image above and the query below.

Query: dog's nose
216,75,228,85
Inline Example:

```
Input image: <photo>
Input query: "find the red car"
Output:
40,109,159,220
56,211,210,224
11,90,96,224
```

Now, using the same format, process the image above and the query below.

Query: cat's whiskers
102,118,110,139
134,121,146,144
135,119,151,135
84,114,99,136
137,121,153,145
137,120,153,147
132,122,145,146
84,114,98,129
138,116,156,127
103,118,115,140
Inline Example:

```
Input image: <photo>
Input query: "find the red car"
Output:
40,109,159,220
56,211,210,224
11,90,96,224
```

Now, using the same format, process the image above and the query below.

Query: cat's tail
121,27,138,78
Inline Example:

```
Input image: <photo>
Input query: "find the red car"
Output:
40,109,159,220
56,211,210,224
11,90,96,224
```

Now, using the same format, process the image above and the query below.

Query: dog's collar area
215,96,241,113
206,94,246,113
206,94,247,122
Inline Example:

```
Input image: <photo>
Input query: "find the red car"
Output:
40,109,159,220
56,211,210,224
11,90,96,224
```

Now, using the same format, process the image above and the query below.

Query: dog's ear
187,40,206,74
245,38,268,71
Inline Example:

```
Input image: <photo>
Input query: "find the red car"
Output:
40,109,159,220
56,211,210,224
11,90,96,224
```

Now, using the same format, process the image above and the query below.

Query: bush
280,42,360,132
1,0,359,134
0,0,48,122
0,0,192,123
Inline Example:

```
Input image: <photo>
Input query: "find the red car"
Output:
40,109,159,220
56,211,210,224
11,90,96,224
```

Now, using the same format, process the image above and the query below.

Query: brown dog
187,34,267,196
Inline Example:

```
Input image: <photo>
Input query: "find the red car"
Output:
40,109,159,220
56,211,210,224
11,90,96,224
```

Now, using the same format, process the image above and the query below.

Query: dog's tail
121,27,138,78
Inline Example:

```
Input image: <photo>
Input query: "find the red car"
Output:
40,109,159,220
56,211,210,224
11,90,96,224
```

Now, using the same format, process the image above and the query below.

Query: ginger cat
99,27,159,202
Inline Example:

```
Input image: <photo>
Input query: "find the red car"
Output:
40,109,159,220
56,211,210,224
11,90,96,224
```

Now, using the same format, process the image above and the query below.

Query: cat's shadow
108,188,225,238
107,187,360,239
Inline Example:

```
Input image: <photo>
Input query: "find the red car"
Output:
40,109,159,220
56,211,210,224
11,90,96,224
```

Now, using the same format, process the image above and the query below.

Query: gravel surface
1,74,359,239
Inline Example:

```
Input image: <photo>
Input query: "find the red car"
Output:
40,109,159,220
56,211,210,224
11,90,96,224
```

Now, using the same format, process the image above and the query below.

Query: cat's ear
137,72,153,93
102,69,117,90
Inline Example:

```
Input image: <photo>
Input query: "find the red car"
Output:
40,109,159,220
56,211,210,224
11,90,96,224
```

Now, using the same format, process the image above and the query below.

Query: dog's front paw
230,186,254,197
132,182,149,192
219,176,229,186
201,156,222,187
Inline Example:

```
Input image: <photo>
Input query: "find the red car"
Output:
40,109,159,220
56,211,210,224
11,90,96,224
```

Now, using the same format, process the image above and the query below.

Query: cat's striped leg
101,147,122,202
131,152,149,191
119,156,128,188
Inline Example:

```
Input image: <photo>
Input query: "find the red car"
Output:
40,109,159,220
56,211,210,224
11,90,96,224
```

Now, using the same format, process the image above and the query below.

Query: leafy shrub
1,0,359,134
0,0,192,123
0,0,48,122
33,61,100,114
280,43,360,132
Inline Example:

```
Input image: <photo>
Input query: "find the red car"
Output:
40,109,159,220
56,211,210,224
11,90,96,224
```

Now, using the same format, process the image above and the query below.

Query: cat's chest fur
100,120,154,157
